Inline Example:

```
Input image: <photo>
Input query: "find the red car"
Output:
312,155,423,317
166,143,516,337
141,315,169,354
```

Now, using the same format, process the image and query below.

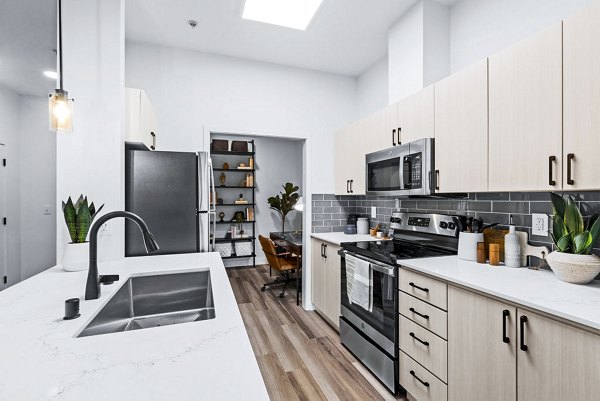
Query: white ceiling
0,0,56,96
125,0,458,77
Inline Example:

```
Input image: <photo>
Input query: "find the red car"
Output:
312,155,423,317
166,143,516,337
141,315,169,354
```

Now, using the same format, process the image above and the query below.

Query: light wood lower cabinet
448,286,517,401
517,309,600,401
447,285,600,401
400,352,447,401
310,239,341,330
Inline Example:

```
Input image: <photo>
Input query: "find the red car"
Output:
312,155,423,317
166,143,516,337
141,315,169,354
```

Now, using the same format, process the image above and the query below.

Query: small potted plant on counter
547,193,600,284
61,195,104,272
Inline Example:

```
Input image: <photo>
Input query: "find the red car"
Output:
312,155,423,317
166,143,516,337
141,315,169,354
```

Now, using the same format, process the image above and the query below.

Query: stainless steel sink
77,270,215,337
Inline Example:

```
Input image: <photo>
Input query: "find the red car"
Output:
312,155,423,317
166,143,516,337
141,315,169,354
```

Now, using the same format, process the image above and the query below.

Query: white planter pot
62,242,89,272
458,232,484,261
546,251,600,285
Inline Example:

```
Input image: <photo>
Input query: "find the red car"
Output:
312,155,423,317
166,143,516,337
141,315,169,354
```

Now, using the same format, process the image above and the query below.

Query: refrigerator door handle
209,159,217,213
209,211,216,251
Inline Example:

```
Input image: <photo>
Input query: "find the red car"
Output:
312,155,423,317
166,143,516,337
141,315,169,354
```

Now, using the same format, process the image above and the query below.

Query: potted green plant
547,193,600,284
268,182,300,233
61,195,104,272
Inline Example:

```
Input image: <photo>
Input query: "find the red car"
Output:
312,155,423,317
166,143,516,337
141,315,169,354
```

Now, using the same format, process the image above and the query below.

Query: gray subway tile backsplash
311,192,600,253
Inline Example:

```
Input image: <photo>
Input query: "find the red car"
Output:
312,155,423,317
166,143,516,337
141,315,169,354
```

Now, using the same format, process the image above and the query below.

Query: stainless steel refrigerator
125,149,216,257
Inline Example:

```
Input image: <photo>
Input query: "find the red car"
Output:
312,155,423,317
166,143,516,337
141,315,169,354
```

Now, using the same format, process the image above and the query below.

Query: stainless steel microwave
365,138,434,197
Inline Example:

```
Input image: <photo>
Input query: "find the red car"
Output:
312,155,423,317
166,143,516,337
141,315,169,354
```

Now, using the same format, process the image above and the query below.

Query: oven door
365,144,409,196
340,251,397,355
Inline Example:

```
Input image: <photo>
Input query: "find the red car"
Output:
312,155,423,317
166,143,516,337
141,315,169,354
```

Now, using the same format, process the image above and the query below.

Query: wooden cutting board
483,228,509,262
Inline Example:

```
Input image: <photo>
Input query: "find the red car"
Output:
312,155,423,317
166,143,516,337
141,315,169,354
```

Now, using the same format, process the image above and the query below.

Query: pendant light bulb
49,89,73,133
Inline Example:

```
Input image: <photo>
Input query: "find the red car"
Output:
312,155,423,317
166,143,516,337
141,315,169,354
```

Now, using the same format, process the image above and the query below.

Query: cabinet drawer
399,268,447,310
399,292,447,340
399,315,447,382
399,351,447,401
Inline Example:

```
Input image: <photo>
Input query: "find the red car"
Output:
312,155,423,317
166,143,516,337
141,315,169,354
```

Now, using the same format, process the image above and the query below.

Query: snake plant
549,193,600,254
62,195,104,243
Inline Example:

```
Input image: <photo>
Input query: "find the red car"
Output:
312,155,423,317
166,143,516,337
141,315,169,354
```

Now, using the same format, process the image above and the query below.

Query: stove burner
342,238,456,265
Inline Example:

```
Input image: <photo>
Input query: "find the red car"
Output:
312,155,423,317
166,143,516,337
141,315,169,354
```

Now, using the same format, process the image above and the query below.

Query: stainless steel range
338,212,460,394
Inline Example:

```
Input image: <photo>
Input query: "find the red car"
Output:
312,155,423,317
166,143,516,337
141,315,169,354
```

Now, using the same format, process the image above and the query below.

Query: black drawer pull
502,309,510,344
409,307,429,320
520,315,528,352
409,370,430,388
409,282,429,293
409,332,429,346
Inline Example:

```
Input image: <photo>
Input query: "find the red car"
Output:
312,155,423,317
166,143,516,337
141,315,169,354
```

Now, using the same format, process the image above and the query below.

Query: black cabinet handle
392,129,396,146
150,132,156,150
435,170,440,191
320,244,324,258
397,127,401,145
409,282,429,293
346,180,350,193
409,370,430,388
409,332,429,346
323,244,327,259
520,315,528,352
349,180,353,193
567,153,575,185
502,309,510,344
548,155,556,186
409,307,429,320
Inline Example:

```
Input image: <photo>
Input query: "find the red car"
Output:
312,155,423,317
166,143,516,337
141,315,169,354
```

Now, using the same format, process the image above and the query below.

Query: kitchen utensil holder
458,232,484,261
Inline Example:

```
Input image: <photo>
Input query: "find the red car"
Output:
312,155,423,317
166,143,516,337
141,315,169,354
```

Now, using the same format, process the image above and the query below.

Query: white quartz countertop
310,232,389,246
400,256,600,332
0,252,269,401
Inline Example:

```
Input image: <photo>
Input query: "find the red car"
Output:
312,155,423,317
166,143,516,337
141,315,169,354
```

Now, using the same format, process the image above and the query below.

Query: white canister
504,226,522,268
357,218,369,235
458,232,484,261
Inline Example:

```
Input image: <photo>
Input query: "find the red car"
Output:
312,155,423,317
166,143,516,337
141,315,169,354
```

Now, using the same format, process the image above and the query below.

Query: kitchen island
0,252,269,401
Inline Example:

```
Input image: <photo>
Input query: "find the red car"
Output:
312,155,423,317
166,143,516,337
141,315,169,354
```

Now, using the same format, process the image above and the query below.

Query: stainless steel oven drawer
340,318,397,393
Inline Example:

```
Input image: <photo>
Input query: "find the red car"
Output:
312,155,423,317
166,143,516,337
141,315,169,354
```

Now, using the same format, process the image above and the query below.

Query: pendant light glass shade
49,89,73,132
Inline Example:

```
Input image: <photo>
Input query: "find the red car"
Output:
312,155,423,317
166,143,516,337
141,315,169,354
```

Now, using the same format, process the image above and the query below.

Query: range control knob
439,221,448,229
448,222,456,230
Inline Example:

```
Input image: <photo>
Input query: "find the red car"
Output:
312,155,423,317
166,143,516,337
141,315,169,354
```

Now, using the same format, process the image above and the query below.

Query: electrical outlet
99,223,111,235
532,213,548,236
371,206,377,219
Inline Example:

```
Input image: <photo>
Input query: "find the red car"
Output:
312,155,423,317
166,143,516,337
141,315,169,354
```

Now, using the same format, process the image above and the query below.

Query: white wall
0,85,21,287
210,134,303,266
125,42,356,194
356,56,389,119
388,2,424,103
19,95,56,280
57,0,125,263
423,0,450,86
450,0,595,73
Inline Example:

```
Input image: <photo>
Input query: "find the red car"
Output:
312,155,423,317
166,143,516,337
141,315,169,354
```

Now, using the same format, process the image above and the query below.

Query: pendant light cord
58,0,63,90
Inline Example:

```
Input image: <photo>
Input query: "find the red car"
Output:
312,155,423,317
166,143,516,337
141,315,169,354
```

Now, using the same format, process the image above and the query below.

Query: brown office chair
258,235,299,299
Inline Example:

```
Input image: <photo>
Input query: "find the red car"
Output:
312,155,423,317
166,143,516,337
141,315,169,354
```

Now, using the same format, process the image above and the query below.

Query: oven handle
340,250,395,277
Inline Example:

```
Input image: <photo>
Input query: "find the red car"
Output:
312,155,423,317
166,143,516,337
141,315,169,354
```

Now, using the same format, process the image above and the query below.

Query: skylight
242,0,323,31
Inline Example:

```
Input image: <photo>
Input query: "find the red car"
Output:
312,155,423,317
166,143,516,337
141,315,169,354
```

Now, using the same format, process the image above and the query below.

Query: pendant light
49,0,73,133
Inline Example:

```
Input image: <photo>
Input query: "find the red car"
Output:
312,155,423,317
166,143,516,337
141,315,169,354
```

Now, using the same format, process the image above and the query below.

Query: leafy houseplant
62,195,104,243
268,183,300,233
547,193,600,284
61,195,104,272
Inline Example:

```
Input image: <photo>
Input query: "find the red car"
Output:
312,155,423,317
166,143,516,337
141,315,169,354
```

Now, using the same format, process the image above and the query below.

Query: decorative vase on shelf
62,242,90,272
546,251,600,284
504,226,522,268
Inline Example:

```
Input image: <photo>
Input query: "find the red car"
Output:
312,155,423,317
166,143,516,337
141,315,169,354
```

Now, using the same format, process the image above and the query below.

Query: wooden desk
269,231,302,305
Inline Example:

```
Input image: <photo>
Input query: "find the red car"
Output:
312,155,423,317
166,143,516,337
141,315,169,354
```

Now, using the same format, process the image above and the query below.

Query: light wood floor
227,265,407,401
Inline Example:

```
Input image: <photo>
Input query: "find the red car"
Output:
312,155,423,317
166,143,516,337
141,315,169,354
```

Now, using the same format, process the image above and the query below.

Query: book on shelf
246,207,254,222
235,200,249,204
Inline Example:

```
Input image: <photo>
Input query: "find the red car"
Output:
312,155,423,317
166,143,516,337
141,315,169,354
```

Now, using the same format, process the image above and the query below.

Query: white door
0,144,6,290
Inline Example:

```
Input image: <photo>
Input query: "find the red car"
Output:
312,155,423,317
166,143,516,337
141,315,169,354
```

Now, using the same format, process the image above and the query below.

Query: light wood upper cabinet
435,59,489,193
363,103,400,154
448,286,517,401
488,22,563,192
563,2,600,190
334,120,366,195
517,309,600,401
125,88,158,150
311,239,341,330
397,85,435,143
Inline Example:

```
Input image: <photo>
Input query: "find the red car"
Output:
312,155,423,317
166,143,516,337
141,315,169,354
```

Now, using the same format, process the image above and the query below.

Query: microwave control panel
403,153,422,189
